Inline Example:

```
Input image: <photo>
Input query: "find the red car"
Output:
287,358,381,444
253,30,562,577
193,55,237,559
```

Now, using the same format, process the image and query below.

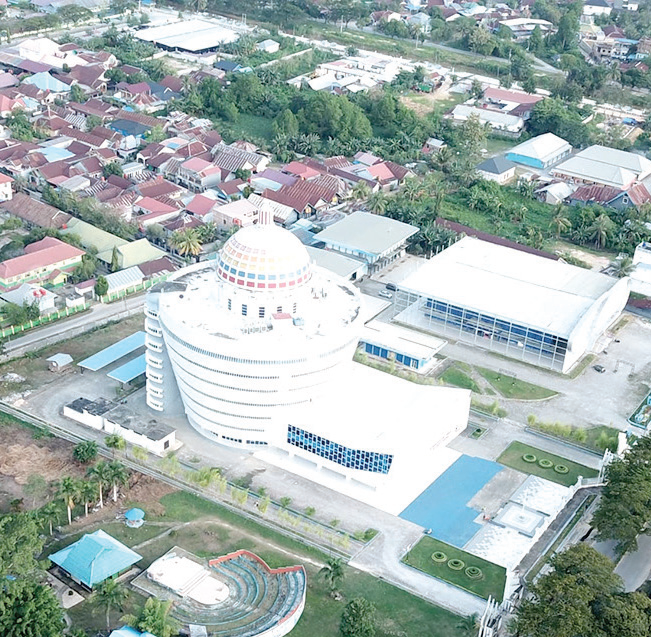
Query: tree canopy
0,579,65,637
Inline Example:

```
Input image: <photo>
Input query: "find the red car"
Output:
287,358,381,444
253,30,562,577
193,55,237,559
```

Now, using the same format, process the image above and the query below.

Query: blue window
287,425,393,474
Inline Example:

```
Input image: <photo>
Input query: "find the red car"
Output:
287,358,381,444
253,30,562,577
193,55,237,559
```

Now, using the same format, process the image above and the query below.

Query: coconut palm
589,213,615,248
106,461,129,503
170,228,202,258
122,597,180,637
550,205,571,238
612,256,634,278
58,476,80,525
351,180,371,202
93,579,129,632
318,556,345,596
367,192,387,215
79,479,97,517
87,460,111,509
456,613,479,636
39,500,63,535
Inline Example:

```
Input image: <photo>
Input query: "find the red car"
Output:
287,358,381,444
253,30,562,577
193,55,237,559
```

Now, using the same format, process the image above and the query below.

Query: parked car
385,282,397,291
593,365,606,373
379,290,393,299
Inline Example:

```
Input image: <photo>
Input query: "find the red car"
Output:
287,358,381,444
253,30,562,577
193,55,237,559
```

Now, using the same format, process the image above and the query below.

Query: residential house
0,173,13,201
256,39,280,54
108,119,151,139
583,0,612,16
210,199,258,228
479,87,544,120
476,156,517,184
0,283,56,313
568,182,651,210
0,236,84,290
449,104,525,135
177,158,222,192
497,18,553,40
0,193,71,228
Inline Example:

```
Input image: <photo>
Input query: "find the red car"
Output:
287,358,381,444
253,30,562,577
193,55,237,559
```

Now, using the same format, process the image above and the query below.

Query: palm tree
318,557,345,596
170,228,202,258
39,500,63,535
79,479,97,517
87,461,111,509
367,192,387,215
123,597,180,637
351,181,371,202
402,179,424,202
550,205,571,238
589,213,615,248
456,613,479,636
106,461,129,503
58,476,79,525
612,256,634,278
93,579,129,632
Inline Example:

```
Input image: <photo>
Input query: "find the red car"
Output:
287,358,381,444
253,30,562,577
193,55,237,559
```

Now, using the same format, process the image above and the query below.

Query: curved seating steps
172,561,306,636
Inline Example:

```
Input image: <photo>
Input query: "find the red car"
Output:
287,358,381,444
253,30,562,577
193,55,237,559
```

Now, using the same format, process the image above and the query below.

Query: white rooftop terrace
398,236,619,338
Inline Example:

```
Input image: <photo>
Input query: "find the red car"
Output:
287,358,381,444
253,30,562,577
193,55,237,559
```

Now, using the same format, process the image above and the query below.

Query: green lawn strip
567,354,595,379
475,367,557,400
497,441,598,487
440,365,482,393
403,537,506,602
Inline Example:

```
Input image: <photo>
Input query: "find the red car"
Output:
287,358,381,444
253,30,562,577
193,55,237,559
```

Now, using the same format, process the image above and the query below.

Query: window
258,307,265,318
277,306,282,313
292,303,297,314
227,298,232,311
242,304,247,316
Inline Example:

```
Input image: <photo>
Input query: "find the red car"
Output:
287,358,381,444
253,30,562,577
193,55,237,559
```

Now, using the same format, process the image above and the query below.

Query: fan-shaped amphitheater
132,547,306,637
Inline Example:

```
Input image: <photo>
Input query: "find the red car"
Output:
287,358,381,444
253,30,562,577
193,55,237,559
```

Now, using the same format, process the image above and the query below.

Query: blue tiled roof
109,627,158,637
49,529,142,588
23,71,70,93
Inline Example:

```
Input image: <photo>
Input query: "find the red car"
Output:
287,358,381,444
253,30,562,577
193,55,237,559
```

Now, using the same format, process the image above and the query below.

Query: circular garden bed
538,458,554,468
554,464,569,474
465,566,483,580
522,453,537,463
431,551,447,563
447,558,465,571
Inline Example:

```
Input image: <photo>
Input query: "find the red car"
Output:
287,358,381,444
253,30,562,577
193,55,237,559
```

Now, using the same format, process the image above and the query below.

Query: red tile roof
186,194,217,216
0,236,84,280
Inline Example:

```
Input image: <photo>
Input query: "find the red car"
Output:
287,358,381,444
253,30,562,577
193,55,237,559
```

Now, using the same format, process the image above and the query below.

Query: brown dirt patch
126,473,175,515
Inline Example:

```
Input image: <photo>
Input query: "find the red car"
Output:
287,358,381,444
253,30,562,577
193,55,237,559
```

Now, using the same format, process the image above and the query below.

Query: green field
497,441,599,487
476,367,557,400
440,364,481,393
60,491,462,637
403,537,506,601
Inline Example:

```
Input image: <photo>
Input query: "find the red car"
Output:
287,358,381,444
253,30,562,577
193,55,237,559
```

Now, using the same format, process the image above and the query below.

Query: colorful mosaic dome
217,224,312,291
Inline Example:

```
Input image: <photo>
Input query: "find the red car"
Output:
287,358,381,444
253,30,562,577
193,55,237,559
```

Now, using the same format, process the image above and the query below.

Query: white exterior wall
564,277,629,372
0,181,12,201
62,405,104,430
103,419,175,456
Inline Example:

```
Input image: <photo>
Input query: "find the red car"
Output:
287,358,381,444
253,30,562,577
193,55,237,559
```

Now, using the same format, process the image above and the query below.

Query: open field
404,536,506,601
440,364,481,393
0,314,144,401
497,441,598,487
476,367,557,400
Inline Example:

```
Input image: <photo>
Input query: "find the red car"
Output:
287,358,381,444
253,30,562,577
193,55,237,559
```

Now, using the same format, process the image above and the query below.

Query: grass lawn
475,367,557,400
120,492,462,637
497,441,598,487
221,113,274,142
403,537,506,602
68,588,147,634
440,364,481,393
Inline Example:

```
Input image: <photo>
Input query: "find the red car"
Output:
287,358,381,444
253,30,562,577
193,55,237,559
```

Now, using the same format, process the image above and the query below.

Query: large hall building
392,237,628,373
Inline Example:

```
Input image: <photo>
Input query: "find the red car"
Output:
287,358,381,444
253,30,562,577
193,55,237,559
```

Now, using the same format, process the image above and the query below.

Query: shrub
448,558,465,570
539,458,554,468
431,551,447,563
523,453,537,463
465,566,483,579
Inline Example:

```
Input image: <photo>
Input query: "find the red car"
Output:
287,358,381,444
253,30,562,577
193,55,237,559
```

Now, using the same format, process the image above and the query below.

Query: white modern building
631,241,651,296
392,237,629,373
145,221,470,501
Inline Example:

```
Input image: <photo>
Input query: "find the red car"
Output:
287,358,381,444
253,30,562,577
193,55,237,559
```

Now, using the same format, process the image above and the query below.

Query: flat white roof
306,246,365,279
291,362,469,451
399,236,619,337
452,104,523,130
135,19,239,52
315,212,418,257
361,320,446,360
552,156,637,188
575,145,651,176
507,133,571,163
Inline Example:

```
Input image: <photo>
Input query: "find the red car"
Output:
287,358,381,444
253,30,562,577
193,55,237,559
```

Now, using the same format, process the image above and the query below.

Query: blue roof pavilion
49,529,142,589
109,627,158,637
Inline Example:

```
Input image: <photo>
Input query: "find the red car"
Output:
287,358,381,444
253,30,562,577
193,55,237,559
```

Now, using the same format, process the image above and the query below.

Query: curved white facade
146,224,363,448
